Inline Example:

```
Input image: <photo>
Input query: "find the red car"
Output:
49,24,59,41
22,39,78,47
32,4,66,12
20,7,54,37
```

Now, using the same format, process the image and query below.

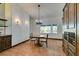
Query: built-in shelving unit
0,18,8,27
63,32,76,56
63,3,77,56
0,18,7,21
63,3,79,56
0,3,12,52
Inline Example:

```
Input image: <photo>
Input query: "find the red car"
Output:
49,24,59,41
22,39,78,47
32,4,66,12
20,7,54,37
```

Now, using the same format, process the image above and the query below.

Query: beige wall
0,4,5,35
0,3,5,19
5,4,12,35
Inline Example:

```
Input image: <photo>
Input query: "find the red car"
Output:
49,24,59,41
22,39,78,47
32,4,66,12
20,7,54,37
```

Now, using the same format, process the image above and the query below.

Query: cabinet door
69,3,76,29
0,38,2,51
0,37,4,51
0,36,11,52
63,40,69,55
0,37,5,51
68,42,76,55
4,37,7,49
5,36,11,48
63,4,69,29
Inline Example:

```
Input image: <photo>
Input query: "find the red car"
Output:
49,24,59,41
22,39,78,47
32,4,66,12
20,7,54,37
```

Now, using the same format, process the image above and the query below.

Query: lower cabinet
77,41,79,55
0,35,11,52
68,43,76,56
63,39,69,55
63,39,76,56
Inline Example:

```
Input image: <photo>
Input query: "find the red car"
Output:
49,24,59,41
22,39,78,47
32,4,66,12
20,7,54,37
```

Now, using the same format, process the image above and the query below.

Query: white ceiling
18,3,65,19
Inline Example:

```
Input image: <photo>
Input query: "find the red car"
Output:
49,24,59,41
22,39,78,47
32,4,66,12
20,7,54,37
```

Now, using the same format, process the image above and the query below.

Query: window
40,24,58,34
40,25,51,33
52,25,57,34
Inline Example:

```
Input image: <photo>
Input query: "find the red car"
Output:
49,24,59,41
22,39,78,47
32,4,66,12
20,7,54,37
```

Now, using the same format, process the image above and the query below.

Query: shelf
0,18,7,21
0,26,8,27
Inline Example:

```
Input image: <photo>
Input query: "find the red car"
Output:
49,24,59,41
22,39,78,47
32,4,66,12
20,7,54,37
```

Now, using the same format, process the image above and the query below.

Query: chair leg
33,40,36,45
33,40,35,44
46,41,48,47
30,40,32,45
41,41,48,47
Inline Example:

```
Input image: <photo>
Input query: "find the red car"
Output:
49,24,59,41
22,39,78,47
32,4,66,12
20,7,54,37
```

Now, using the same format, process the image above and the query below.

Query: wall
30,17,40,36
0,4,5,35
5,4,12,35
0,3,30,46
30,16,63,39
0,4,5,19
41,17,62,39
12,4,30,46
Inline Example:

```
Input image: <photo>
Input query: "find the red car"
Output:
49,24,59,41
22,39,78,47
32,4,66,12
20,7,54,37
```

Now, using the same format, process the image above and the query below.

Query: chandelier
35,4,42,25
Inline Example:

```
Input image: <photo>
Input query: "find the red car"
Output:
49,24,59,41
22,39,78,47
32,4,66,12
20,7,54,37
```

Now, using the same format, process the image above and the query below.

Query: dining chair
30,33,36,44
40,34,48,47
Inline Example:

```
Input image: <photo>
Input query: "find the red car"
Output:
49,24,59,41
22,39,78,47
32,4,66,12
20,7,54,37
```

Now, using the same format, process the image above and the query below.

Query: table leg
35,38,42,47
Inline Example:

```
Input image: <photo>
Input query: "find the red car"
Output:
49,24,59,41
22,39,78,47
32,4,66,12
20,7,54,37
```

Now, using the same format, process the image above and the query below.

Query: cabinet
63,3,77,56
63,4,69,29
68,4,76,29
0,35,11,52
63,39,68,55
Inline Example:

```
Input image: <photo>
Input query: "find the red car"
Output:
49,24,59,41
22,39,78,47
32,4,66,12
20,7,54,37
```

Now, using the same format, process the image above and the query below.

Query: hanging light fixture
35,4,42,25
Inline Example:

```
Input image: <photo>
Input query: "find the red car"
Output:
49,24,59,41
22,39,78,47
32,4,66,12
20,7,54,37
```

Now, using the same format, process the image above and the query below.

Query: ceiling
18,3,65,19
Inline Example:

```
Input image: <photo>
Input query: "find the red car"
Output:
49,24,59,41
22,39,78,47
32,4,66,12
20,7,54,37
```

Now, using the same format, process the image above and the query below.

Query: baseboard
48,38,63,40
0,47,12,52
0,39,30,53
12,39,30,48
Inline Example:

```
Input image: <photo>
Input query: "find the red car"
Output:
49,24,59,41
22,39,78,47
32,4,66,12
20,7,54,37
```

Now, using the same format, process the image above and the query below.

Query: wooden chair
30,33,36,44
40,34,48,47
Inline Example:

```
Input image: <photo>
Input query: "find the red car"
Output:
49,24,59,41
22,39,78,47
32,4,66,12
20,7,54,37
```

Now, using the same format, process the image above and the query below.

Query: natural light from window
40,25,57,34
52,25,57,34
40,25,51,33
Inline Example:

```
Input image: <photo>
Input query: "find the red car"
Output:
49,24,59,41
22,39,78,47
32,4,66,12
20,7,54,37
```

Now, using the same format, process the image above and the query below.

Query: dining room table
32,35,46,47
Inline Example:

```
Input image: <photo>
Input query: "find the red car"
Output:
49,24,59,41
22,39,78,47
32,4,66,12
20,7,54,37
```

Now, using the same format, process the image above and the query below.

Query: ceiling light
35,4,42,25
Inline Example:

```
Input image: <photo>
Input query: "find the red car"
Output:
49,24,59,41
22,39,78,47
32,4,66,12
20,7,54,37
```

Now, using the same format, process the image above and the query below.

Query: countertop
0,35,12,37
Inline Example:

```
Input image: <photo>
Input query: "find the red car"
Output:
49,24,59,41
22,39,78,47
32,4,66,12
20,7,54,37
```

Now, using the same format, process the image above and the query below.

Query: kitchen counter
0,35,11,37
0,35,12,52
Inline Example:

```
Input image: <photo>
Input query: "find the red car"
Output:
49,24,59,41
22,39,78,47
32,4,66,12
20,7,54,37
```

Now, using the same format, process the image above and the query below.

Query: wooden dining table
32,36,46,47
